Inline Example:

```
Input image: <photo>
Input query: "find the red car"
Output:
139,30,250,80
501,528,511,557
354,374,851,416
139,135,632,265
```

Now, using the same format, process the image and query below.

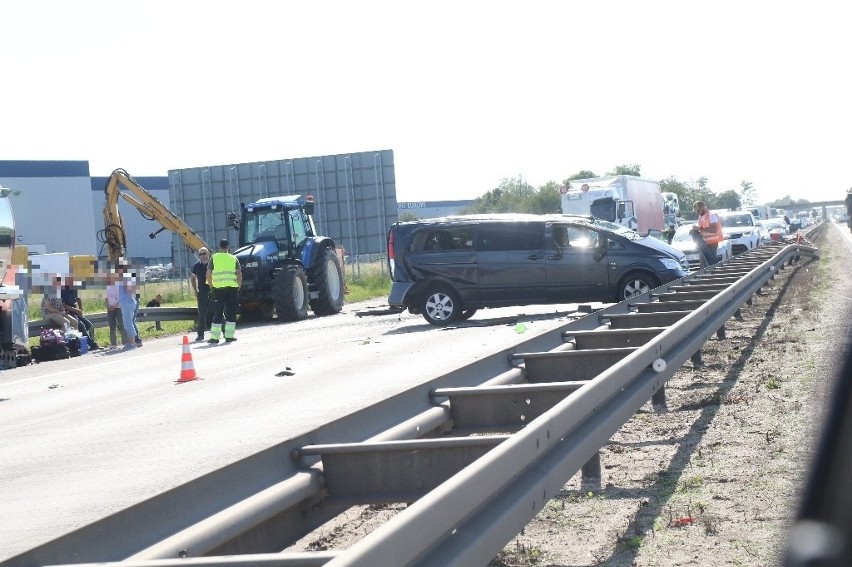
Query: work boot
224,337,237,342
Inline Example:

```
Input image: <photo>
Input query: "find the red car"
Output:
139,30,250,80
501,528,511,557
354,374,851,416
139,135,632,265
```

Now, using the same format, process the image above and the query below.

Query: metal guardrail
27,307,198,335
5,239,820,567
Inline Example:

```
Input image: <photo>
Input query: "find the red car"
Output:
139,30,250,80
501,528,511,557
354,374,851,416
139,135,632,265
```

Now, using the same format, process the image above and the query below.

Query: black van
387,214,689,326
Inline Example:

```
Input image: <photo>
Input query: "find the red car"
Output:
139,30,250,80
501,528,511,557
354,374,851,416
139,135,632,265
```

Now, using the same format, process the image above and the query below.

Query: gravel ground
493,222,852,567
291,223,852,567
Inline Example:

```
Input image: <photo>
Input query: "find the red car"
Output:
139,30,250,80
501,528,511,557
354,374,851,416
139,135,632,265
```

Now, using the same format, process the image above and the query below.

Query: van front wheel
422,285,462,326
617,272,659,302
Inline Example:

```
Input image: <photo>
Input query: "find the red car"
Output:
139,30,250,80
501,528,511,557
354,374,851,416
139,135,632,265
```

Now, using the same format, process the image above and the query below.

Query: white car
669,224,733,270
757,219,789,244
717,211,762,255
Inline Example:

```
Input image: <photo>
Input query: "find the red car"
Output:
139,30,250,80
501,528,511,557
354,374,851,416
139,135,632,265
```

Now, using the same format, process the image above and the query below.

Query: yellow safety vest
211,252,239,288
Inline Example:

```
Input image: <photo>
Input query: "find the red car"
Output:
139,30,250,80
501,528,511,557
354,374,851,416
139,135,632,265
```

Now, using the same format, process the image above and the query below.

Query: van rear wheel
422,285,462,326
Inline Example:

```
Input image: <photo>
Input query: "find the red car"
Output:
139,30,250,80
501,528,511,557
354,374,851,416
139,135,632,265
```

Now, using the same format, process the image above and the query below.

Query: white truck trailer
561,175,664,234
746,205,772,221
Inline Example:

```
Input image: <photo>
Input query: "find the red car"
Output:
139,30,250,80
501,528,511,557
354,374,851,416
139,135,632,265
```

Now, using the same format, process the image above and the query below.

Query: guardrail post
734,308,744,321
691,349,703,367
716,325,726,339
581,451,601,481
651,385,666,407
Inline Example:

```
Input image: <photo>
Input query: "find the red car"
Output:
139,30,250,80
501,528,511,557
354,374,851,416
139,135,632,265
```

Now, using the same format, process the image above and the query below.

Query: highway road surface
0,298,597,561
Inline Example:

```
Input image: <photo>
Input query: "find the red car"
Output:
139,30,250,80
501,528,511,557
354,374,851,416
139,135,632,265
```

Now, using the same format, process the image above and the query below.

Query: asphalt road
0,298,597,561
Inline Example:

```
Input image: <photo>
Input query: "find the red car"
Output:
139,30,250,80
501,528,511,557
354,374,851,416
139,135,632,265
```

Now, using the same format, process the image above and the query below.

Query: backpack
66,336,82,357
32,342,71,362
40,328,66,347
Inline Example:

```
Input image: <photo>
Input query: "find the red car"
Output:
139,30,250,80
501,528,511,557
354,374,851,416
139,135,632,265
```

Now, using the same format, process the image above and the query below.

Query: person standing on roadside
693,201,724,268
190,247,211,342
206,239,242,344
105,270,125,349
116,264,139,350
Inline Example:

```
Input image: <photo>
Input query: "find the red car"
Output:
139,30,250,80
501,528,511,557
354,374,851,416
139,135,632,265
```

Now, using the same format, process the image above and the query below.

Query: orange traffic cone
177,335,199,383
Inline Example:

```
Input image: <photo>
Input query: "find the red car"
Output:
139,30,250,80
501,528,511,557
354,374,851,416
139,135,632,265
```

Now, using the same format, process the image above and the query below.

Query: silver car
669,224,733,270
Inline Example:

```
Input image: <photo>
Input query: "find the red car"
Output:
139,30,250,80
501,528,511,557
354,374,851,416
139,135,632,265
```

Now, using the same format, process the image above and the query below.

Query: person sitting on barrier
41,275,79,333
61,276,101,350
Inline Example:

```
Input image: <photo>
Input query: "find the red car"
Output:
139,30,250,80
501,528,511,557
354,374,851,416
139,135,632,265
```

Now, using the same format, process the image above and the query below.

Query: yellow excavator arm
101,168,209,263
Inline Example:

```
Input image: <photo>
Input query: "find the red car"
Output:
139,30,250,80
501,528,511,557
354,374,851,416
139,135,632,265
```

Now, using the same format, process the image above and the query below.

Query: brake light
388,231,396,276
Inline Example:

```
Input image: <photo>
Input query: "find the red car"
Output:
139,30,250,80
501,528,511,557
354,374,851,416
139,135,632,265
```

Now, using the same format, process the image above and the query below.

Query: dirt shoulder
496,223,852,566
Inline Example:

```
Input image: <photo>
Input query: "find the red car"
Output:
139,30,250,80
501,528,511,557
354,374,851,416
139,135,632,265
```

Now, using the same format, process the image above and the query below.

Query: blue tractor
229,195,345,321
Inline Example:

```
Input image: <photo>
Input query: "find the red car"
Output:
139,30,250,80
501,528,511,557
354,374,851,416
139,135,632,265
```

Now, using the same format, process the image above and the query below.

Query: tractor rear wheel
273,265,309,322
308,246,345,315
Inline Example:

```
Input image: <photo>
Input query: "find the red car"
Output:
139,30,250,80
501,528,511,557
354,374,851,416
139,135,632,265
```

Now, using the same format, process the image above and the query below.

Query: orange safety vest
698,211,724,245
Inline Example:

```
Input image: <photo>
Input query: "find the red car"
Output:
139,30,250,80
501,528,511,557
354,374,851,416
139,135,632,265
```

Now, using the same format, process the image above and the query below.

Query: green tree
769,196,797,207
566,170,597,182
398,211,419,222
739,180,757,207
715,190,741,211
463,176,543,214
608,164,641,176
530,181,562,214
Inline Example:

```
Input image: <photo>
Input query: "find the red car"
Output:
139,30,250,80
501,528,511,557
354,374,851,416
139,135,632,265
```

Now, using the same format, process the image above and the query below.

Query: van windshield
586,218,641,240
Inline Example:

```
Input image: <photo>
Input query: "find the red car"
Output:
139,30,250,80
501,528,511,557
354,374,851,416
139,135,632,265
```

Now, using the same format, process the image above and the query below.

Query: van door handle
527,254,544,260
548,255,563,260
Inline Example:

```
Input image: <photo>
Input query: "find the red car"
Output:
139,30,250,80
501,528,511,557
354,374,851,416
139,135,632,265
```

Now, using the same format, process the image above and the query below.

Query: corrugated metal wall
167,150,397,277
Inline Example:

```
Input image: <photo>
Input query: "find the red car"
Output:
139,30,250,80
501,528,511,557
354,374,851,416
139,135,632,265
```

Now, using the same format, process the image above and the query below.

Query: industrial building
1,154,480,280
0,160,173,264
396,199,475,219
0,152,400,275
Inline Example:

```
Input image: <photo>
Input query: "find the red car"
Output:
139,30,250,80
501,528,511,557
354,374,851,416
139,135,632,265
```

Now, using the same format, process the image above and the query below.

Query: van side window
478,223,541,251
566,226,600,248
414,227,473,252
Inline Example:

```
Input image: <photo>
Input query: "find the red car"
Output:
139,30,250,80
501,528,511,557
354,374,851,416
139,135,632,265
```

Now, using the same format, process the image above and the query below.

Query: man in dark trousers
146,293,163,331
206,239,242,344
190,247,211,342
60,276,101,350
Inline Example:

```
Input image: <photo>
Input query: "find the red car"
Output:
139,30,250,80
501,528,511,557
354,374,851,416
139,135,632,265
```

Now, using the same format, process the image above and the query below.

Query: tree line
438,164,813,220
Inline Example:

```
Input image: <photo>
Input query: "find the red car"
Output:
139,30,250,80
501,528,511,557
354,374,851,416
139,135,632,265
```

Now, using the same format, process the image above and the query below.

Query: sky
2,1,850,205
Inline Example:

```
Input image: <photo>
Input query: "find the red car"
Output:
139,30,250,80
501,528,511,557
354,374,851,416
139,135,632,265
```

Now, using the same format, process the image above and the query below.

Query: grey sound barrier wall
168,150,397,277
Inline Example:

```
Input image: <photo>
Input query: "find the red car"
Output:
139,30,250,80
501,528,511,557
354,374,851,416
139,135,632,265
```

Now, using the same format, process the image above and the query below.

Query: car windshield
720,214,753,227
672,225,696,242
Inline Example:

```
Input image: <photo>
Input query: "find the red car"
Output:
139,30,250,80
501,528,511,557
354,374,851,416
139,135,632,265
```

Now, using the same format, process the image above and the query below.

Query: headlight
659,258,682,270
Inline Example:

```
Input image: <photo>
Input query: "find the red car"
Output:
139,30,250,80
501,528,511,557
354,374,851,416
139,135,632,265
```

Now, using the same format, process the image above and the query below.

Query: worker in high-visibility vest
693,201,724,268
206,238,242,343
